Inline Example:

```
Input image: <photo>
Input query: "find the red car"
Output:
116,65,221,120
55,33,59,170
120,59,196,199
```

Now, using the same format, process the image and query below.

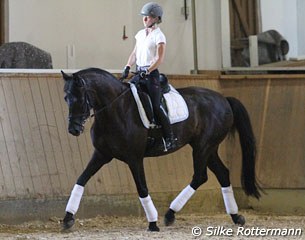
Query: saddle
129,74,189,129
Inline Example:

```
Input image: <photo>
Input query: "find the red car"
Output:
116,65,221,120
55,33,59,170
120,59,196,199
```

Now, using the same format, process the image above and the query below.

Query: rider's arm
147,42,166,73
126,45,137,67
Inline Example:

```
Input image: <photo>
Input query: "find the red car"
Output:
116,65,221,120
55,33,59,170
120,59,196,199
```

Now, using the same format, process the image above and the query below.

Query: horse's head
61,70,91,136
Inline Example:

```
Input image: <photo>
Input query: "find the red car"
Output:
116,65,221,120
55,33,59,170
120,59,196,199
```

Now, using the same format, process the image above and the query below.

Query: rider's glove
139,69,150,79
121,66,130,80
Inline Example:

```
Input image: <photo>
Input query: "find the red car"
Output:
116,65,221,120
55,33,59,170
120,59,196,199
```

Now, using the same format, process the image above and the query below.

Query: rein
91,87,130,117
77,75,130,119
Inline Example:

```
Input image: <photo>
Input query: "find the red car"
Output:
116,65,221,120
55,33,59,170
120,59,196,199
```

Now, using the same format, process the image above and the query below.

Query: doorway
229,0,260,66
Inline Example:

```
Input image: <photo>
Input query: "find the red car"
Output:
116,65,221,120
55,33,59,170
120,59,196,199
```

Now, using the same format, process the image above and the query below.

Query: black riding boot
157,106,177,151
144,70,177,151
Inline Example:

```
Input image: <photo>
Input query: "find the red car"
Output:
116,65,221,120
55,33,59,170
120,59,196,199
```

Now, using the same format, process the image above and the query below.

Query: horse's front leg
62,150,112,230
128,160,159,232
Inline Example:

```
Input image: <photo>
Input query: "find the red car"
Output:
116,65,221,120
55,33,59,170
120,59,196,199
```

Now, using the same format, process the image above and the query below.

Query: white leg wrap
170,185,196,212
221,185,238,214
65,184,84,215
139,195,158,222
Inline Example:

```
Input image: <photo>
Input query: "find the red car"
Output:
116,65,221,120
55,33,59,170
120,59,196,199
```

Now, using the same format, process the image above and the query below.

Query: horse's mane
75,67,118,81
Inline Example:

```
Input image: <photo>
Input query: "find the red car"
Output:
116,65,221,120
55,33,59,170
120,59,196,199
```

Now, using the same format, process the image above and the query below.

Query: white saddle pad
130,83,189,129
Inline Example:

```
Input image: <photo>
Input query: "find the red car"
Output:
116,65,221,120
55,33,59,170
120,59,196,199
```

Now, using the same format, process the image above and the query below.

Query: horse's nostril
69,129,80,136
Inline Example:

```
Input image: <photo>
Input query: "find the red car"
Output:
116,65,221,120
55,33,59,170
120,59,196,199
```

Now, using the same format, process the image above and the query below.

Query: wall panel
0,72,304,204
220,74,305,189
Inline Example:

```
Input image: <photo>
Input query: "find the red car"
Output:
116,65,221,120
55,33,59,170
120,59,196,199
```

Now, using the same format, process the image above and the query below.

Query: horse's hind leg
164,146,211,226
62,150,112,230
207,151,245,225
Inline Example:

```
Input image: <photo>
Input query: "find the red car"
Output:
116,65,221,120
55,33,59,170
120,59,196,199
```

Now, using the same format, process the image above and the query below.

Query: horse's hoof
62,212,75,230
164,209,175,226
231,214,246,226
148,222,160,232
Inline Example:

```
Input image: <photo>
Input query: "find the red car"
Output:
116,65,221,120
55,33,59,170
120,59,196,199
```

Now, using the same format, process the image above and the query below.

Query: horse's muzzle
68,122,84,136
68,127,81,136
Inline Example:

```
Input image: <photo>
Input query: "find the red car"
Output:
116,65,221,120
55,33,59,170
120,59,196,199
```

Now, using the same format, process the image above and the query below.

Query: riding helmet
140,2,163,23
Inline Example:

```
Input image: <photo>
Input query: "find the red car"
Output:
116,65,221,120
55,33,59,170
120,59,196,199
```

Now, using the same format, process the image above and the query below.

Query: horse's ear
61,70,71,81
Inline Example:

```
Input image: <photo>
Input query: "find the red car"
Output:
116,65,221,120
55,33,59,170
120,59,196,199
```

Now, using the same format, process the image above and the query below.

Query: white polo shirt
135,27,166,67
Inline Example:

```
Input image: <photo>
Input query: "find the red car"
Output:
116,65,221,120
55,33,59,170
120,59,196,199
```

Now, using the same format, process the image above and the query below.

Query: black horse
61,68,261,231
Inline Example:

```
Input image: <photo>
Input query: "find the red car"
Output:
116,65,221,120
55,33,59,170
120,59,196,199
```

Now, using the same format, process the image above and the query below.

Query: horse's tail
226,97,261,199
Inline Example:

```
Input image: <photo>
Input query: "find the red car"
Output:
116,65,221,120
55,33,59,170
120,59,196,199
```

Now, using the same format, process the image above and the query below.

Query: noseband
67,76,92,129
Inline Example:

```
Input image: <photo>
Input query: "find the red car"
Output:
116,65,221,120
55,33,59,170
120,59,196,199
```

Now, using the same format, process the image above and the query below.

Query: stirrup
162,137,177,152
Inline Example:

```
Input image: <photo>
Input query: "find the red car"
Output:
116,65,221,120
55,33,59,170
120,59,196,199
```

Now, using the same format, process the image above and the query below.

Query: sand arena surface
0,211,304,239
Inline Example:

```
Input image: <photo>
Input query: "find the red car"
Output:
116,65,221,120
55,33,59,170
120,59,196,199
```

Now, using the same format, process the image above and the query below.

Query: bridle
67,98,90,131
67,75,130,125
66,76,92,130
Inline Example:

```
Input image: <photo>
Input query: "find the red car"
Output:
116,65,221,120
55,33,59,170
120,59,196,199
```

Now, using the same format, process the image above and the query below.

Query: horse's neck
86,75,128,110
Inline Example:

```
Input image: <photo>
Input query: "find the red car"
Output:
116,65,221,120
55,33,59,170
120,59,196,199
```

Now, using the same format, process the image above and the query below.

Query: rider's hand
121,66,130,80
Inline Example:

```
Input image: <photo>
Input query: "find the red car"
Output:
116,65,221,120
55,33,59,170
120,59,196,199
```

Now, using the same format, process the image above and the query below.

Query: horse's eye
65,95,77,105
